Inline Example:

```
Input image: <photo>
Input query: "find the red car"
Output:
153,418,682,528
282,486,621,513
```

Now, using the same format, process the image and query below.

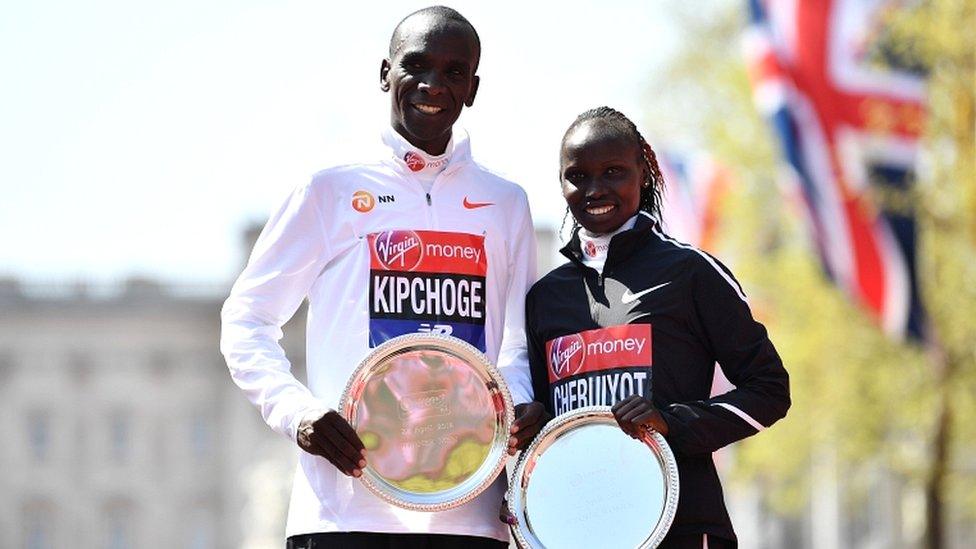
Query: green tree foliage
888,1,976,541
642,0,975,541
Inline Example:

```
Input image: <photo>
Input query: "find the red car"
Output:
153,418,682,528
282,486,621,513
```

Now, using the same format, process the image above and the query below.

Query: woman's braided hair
560,106,666,234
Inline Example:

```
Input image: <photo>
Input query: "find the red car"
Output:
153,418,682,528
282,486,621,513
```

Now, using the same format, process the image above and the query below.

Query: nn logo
353,190,394,212
352,190,375,213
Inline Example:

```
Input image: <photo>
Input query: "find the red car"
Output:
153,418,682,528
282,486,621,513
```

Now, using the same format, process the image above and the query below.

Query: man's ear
464,75,480,107
380,59,391,92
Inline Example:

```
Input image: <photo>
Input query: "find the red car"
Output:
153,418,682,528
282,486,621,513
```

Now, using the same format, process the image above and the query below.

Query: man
220,7,546,548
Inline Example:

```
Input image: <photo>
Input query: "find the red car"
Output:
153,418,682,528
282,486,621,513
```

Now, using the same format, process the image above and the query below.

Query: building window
24,518,51,549
191,412,212,461
108,517,130,549
149,350,173,379
188,505,215,549
22,499,55,549
109,411,131,464
103,501,134,549
0,350,14,384
68,352,93,385
27,410,50,463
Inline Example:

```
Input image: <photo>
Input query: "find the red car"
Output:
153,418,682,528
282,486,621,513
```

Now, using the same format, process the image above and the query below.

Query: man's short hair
388,6,481,63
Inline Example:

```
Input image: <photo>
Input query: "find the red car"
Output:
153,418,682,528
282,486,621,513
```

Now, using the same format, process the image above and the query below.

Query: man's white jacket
220,128,536,541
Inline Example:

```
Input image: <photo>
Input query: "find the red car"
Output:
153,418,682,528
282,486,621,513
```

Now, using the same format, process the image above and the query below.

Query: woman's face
560,120,645,234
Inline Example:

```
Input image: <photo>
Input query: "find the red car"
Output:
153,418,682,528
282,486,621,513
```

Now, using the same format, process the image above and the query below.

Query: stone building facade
0,279,301,549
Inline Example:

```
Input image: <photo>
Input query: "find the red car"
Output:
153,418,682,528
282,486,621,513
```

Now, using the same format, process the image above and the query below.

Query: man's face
381,19,480,156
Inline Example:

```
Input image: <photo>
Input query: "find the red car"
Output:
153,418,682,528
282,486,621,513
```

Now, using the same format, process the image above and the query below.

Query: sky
0,0,680,286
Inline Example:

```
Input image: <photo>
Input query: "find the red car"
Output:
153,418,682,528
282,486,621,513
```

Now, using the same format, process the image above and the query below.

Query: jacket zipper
426,193,432,206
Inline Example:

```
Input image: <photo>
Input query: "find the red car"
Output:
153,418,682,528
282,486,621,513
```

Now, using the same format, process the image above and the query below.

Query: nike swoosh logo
621,282,671,304
463,197,494,209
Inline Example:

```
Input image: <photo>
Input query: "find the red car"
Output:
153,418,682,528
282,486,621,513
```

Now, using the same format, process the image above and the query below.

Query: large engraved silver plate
508,406,679,548
339,333,514,511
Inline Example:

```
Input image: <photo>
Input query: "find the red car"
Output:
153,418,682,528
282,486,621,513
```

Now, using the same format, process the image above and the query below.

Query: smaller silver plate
507,406,679,548
340,333,514,511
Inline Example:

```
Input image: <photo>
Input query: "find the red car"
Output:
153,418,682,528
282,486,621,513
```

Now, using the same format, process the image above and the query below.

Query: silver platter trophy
339,333,514,511
507,406,679,549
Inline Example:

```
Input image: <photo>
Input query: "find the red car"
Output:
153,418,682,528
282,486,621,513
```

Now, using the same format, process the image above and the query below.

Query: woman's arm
657,253,791,456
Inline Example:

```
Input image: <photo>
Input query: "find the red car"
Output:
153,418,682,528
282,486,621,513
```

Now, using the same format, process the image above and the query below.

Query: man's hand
507,402,549,456
297,410,367,477
611,395,669,439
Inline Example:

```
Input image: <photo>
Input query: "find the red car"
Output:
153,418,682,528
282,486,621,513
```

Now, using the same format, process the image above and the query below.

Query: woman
518,107,791,548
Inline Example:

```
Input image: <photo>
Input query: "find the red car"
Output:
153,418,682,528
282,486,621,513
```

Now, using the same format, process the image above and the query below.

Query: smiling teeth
415,104,443,114
586,205,614,215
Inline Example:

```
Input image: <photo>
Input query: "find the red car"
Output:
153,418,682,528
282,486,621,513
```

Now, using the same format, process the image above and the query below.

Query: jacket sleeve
220,181,333,442
495,190,538,406
658,254,791,456
524,287,553,414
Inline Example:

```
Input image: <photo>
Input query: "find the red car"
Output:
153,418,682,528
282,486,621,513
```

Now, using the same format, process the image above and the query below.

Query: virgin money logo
404,151,425,172
546,325,651,383
584,240,598,258
548,333,586,380
373,230,424,271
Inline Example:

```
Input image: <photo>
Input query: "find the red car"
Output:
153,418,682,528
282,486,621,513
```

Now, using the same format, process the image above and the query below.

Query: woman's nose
584,179,608,197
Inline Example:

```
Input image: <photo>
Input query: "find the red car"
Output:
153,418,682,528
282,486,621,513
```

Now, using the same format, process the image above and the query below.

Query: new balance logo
418,323,453,335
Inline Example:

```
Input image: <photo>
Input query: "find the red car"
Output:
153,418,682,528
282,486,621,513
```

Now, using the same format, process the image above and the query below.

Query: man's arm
496,191,550,454
495,189,537,407
220,181,334,442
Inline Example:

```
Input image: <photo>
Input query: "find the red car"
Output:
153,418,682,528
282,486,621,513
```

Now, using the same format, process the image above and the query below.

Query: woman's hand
611,395,669,439
498,498,517,526
508,402,549,455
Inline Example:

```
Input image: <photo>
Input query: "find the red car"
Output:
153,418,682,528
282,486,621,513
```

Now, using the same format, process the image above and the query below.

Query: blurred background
1,0,973,547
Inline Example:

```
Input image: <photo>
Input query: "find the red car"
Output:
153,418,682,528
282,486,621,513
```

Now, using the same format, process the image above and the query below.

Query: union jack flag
660,152,731,255
744,0,927,339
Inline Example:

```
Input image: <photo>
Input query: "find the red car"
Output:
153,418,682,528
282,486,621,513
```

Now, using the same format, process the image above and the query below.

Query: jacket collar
560,211,658,271
381,126,473,177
